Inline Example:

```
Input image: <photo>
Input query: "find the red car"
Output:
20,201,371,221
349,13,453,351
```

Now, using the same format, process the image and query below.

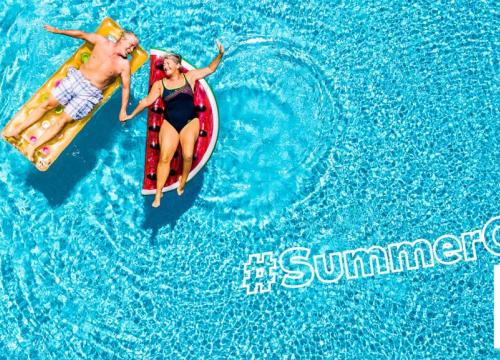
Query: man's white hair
120,30,139,44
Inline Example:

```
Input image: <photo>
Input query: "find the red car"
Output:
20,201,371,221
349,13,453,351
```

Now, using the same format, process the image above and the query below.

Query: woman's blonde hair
162,52,182,65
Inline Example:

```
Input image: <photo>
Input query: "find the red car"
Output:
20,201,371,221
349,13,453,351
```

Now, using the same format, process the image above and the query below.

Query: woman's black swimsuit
161,74,197,133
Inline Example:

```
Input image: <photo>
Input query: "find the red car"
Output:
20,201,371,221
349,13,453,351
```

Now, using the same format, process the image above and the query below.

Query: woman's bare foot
177,176,185,196
152,192,163,208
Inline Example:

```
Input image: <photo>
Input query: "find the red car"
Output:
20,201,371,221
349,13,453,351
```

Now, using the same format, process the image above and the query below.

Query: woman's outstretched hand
216,40,224,55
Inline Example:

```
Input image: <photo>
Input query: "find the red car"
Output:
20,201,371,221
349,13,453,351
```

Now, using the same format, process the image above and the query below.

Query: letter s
279,247,314,288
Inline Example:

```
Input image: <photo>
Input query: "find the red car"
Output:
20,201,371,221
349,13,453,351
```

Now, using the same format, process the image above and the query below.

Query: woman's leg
178,118,200,195
153,121,179,208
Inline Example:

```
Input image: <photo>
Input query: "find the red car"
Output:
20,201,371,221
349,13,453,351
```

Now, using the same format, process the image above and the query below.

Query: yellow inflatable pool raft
1,17,148,171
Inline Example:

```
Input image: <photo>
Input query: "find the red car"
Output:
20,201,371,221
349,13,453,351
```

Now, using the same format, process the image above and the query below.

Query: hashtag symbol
241,251,278,295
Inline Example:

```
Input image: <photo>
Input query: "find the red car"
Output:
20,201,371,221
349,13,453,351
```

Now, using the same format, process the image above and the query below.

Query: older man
4,24,139,160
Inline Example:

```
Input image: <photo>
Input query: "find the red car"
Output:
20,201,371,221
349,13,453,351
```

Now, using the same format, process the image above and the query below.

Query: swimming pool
0,0,498,358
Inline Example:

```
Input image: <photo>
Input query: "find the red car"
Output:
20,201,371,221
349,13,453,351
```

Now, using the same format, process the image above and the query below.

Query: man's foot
177,177,185,196
26,145,37,162
152,193,163,208
2,128,20,139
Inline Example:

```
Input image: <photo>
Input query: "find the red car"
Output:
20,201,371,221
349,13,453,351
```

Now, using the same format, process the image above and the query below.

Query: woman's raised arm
187,40,224,82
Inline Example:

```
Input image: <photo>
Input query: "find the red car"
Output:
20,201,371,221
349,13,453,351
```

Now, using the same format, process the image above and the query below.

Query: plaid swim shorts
51,66,103,120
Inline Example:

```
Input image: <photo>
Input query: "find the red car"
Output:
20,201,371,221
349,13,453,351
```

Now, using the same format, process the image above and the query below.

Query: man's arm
119,64,132,122
44,25,101,44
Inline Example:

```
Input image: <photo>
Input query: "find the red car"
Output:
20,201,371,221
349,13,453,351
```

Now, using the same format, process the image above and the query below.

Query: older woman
124,41,223,207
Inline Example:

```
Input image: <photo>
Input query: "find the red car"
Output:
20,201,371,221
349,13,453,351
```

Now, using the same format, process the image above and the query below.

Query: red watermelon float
142,48,219,195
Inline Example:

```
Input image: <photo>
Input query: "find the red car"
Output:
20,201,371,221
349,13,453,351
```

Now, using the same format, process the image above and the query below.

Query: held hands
44,25,60,34
119,111,132,123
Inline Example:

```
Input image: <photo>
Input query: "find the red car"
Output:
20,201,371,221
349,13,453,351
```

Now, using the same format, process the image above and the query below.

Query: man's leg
26,112,73,161
3,95,60,138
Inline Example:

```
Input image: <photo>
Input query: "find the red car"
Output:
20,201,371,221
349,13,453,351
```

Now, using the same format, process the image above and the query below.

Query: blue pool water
0,0,498,358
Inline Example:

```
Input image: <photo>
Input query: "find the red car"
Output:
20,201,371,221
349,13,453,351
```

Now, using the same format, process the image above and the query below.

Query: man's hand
119,111,130,123
44,25,60,34
216,40,224,55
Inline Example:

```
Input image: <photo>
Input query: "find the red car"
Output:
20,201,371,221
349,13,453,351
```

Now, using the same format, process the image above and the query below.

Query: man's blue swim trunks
51,66,103,120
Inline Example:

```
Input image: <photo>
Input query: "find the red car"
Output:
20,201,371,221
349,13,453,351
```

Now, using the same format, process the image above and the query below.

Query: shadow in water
25,92,136,207
142,168,205,242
